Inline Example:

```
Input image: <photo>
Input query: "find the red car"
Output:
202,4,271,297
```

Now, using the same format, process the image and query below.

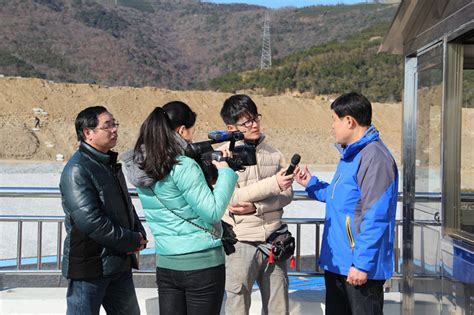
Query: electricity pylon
260,12,272,70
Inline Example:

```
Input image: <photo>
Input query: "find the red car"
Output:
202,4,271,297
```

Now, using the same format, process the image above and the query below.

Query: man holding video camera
219,94,294,315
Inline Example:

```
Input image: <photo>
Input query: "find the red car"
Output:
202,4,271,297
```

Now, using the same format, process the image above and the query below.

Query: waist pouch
257,224,295,264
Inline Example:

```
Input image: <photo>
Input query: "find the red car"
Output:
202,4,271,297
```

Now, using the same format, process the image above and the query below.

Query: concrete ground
0,287,445,315
0,287,389,315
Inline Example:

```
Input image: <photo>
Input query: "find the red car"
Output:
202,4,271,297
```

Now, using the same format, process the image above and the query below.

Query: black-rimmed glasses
236,114,262,128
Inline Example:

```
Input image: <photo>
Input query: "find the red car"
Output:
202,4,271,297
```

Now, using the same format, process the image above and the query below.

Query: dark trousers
324,270,385,315
156,264,226,315
66,270,140,315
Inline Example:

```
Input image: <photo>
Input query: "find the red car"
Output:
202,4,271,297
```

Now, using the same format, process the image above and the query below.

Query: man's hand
294,165,311,187
229,202,256,215
346,266,368,286
127,232,148,254
276,169,294,191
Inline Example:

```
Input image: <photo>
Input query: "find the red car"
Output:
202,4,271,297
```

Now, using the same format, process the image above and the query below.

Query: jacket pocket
345,215,355,251
70,226,102,258
331,171,342,199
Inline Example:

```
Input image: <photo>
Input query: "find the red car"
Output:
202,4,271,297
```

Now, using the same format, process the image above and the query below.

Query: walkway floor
0,287,418,314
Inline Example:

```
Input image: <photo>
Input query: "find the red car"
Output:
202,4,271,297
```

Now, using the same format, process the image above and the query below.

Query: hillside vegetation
0,0,397,89
208,22,404,102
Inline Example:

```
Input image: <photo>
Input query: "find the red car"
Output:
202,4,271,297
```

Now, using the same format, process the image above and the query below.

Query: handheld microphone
285,154,301,176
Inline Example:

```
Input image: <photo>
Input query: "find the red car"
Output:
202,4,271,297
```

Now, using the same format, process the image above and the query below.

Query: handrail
0,215,328,275
0,215,439,277
2,186,473,201
0,187,444,278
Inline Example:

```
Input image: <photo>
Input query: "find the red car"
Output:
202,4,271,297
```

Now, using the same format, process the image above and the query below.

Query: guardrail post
315,224,320,272
57,222,62,270
37,221,43,269
296,224,301,271
17,221,22,270
395,222,400,274
420,225,425,273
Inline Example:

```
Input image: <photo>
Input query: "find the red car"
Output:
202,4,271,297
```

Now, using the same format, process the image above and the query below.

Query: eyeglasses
236,114,262,128
93,122,120,132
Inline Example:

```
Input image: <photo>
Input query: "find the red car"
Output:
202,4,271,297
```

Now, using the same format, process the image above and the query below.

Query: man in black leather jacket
60,106,147,315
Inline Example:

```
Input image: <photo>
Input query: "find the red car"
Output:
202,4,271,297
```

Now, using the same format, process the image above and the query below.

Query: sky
204,0,367,8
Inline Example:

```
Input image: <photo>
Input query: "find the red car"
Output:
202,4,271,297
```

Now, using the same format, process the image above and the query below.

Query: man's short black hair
220,94,259,125
330,92,372,127
75,106,108,141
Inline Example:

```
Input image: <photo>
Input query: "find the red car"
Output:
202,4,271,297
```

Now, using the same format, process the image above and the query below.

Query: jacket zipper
331,171,342,199
345,215,355,251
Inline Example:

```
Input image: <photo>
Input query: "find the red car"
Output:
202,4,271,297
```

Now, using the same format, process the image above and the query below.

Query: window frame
442,30,474,244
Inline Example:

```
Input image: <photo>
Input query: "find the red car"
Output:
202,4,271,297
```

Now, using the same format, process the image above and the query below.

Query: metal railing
0,187,441,277
0,215,64,271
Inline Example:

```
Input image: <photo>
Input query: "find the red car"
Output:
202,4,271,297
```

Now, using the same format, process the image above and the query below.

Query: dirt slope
0,76,402,165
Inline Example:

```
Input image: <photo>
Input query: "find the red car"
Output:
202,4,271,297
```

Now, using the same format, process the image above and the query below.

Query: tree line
207,22,404,102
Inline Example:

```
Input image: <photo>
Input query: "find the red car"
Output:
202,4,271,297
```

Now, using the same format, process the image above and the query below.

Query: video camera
185,130,257,185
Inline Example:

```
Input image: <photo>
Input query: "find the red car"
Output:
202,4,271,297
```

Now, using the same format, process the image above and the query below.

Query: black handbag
258,224,295,266
221,220,238,255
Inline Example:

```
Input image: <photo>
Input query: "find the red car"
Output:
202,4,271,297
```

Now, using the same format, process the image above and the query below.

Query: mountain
208,22,404,102
0,0,397,89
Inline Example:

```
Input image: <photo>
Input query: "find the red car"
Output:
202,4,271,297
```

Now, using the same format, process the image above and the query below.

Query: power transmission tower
260,12,272,70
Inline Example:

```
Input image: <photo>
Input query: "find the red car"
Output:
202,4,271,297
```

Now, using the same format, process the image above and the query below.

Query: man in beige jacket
220,94,294,315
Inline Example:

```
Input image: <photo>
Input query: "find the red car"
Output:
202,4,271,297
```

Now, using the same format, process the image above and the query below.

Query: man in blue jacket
295,92,398,315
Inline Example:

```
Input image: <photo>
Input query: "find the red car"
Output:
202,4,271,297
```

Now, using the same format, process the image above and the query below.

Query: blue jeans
66,270,140,315
156,264,225,315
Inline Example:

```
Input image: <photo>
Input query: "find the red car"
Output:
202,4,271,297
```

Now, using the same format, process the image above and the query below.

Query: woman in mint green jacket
122,101,238,315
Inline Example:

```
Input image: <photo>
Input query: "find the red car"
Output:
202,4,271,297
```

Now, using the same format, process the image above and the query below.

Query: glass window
413,44,443,275
415,44,443,218
460,44,474,235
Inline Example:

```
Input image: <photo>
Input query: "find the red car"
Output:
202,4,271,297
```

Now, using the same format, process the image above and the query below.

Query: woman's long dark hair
163,101,196,130
133,106,184,181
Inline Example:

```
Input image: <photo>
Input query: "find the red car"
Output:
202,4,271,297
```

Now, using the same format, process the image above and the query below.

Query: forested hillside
0,0,397,89
208,22,404,102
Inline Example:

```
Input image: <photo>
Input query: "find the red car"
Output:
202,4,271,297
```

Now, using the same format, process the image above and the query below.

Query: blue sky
204,0,367,8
